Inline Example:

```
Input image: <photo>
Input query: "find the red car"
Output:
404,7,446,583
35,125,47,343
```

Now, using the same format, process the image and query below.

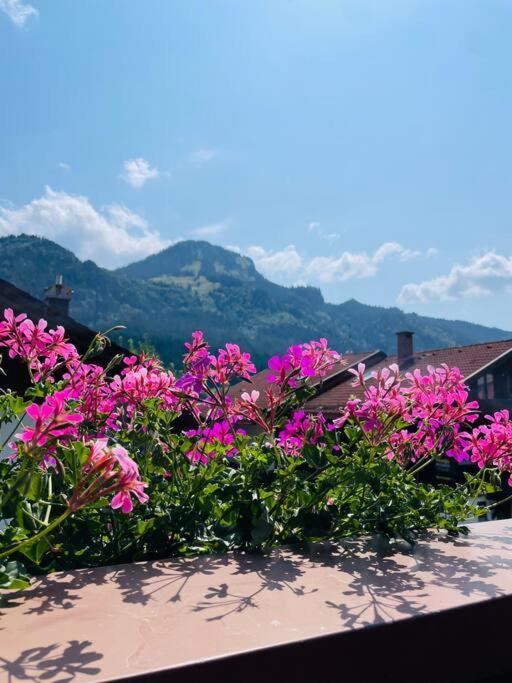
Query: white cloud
307,221,341,244
58,161,71,172
188,147,218,165
120,158,159,188
325,233,341,243
306,242,420,283
398,251,512,304
0,0,37,27
373,242,420,263
189,221,229,238
306,253,374,282
0,186,169,268
247,245,304,277
245,241,425,284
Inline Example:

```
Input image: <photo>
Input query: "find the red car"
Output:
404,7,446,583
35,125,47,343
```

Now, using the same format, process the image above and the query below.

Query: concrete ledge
2,519,512,682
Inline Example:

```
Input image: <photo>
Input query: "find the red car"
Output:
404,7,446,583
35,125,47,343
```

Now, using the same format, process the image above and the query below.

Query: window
476,373,496,400
486,373,495,400
502,371,512,400
477,376,486,399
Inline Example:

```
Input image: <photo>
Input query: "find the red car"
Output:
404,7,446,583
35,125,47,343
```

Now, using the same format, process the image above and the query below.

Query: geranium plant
1,309,511,591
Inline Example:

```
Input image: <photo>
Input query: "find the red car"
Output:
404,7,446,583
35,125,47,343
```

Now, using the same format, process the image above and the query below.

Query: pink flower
332,363,480,466
241,390,260,403
0,308,79,382
460,410,512,482
19,389,83,451
267,355,292,385
349,363,366,387
278,410,326,457
184,420,246,464
109,446,149,513
184,330,209,365
69,441,148,514
267,339,340,387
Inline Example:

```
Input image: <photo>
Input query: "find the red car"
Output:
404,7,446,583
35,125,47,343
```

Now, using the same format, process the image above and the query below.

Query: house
0,276,127,395
233,331,512,422
306,331,512,420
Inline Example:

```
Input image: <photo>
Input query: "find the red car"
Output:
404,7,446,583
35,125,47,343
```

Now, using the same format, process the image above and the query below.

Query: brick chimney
396,331,414,367
44,275,73,318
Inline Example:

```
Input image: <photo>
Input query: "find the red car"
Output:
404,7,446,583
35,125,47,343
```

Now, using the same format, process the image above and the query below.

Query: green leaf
19,536,51,565
0,560,31,590
25,472,44,502
251,516,273,545
302,444,327,469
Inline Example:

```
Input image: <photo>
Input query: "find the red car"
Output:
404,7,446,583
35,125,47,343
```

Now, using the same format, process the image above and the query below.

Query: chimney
44,275,73,318
396,330,414,366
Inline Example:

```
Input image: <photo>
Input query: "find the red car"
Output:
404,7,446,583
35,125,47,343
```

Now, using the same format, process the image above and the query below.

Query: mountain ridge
0,234,509,367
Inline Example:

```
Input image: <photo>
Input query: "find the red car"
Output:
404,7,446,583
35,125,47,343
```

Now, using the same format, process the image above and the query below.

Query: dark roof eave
464,346,512,383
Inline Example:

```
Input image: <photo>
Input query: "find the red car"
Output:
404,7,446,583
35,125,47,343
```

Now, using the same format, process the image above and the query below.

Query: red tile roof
306,339,512,416
230,351,381,408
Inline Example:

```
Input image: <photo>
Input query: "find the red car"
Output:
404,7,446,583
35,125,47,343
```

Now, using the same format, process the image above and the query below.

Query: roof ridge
411,338,512,356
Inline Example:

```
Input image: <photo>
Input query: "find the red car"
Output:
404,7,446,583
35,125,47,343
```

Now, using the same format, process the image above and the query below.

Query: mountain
0,234,510,368
118,240,263,287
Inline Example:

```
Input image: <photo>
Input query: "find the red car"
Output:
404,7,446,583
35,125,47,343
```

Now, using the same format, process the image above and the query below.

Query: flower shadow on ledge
191,552,318,621
188,533,512,628
111,554,226,607
107,550,316,619
0,640,103,683
1,568,112,619
318,533,512,629
4,531,512,631
191,542,423,626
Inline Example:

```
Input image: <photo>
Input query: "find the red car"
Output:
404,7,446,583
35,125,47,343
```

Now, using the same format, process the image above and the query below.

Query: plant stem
43,475,53,525
0,413,25,453
487,492,512,511
0,508,71,561
409,456,434,477
22,506,48,529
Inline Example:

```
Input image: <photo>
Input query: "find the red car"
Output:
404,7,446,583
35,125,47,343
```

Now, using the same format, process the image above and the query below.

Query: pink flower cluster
333,363,479,465
18,389,83,466
267,338,341,387
278,410,326,457
64,360,114,426
68,439,148,514
109,355,180,425
462,410,512,483
0,309,78,382
230,339,341,436
179,332,256,397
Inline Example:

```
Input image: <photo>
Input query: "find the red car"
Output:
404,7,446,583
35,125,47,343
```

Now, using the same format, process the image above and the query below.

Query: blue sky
1,0,512,329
